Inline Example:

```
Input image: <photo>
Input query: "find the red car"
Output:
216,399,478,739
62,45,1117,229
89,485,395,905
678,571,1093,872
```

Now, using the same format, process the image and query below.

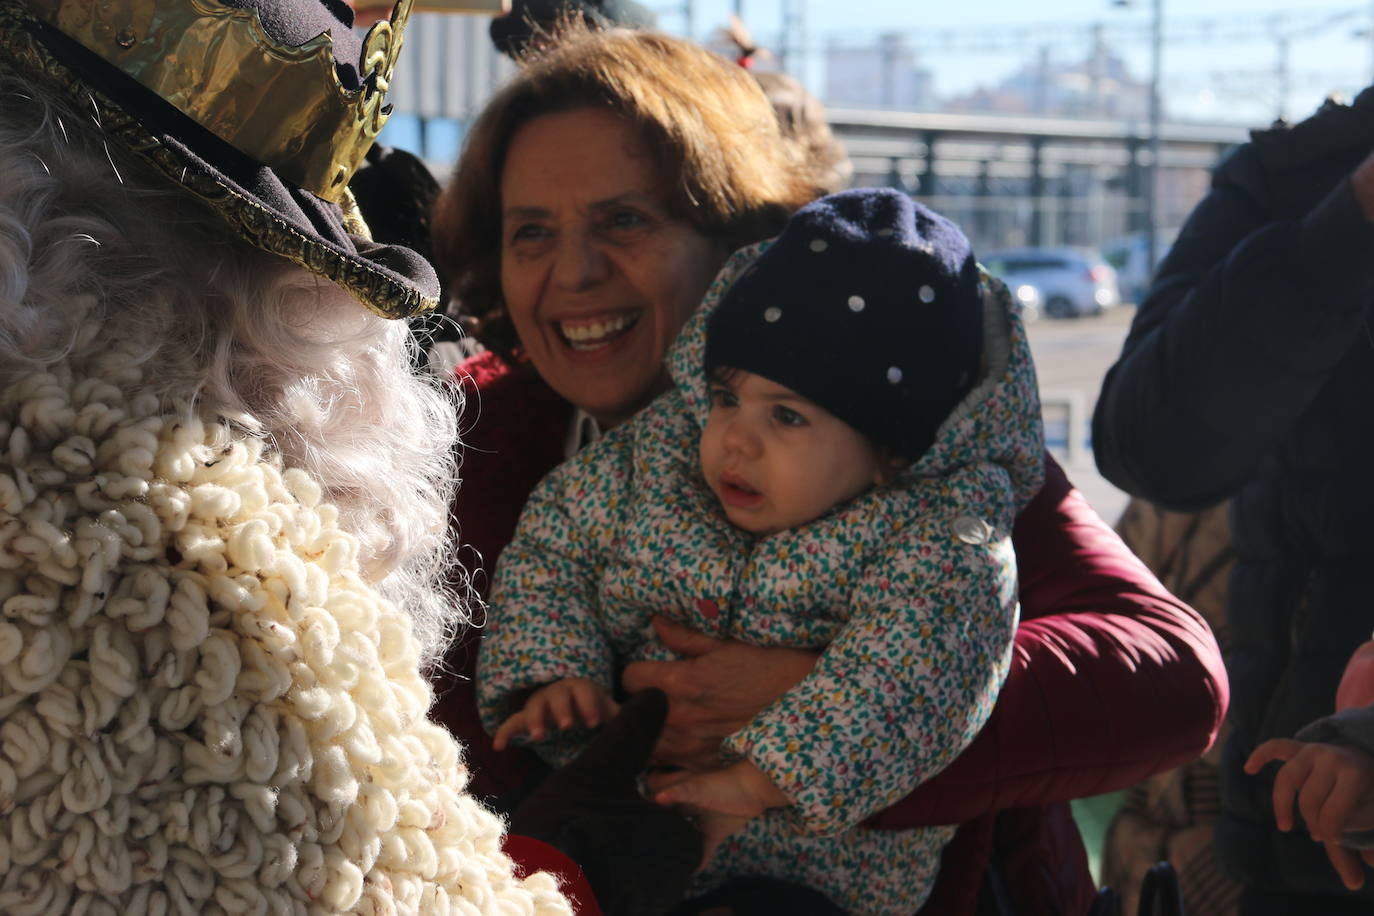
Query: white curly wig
0,73,465,668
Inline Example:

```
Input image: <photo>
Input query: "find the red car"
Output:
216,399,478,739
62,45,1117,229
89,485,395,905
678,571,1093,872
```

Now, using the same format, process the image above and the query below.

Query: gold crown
30,0,412,202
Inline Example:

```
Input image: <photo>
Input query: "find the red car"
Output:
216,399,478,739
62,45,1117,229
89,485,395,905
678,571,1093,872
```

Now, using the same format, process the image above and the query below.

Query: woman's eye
509,224,552,244
773,406,807,427
604,209,648,231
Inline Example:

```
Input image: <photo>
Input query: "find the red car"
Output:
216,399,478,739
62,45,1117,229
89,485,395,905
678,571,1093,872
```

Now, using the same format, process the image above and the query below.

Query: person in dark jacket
1093,88,1374,914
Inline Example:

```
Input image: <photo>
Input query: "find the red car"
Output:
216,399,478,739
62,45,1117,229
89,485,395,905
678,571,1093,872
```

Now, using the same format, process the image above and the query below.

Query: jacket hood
668,240,1045,509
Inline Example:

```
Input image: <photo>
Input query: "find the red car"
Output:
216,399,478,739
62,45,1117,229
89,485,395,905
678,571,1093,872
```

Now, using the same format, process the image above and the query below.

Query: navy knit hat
704,188,983,461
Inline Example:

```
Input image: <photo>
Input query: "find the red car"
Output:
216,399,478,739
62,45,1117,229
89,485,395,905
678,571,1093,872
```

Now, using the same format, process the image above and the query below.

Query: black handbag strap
1138,861,1186,916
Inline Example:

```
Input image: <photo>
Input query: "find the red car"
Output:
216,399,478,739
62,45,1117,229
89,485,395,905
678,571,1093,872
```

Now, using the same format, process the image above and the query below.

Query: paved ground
1024,304,1137,526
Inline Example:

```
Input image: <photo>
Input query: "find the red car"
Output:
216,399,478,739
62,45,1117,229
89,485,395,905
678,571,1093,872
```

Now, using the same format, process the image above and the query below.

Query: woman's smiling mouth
557,311,641,351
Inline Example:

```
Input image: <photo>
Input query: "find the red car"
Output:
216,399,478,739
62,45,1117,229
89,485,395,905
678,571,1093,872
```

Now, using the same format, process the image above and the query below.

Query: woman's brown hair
431,24,816,356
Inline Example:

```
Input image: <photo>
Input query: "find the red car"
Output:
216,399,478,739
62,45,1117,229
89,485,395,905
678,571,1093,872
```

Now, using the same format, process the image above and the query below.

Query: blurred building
378,12,515,167
943,30,1150,121
824,32,937,111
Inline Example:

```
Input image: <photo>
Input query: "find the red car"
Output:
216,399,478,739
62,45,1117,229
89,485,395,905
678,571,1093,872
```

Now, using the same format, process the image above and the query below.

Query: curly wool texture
0,356,570,915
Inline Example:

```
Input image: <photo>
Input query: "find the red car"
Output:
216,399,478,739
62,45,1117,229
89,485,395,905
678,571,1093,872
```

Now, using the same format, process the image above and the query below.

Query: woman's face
499,107,728,428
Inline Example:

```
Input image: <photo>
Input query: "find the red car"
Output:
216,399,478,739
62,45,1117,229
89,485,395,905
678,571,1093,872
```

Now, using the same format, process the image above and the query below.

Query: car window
987,254,1072,273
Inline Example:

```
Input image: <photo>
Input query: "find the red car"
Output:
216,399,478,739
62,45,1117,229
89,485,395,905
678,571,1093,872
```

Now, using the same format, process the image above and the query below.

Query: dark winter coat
1093,86,1374,897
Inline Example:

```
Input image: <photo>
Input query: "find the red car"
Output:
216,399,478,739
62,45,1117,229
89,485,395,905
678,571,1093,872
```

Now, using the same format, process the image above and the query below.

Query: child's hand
1246,737,1374,888
493,678,619,750
647,761,791,868
1246,738,1374,837
1320,840,1374,891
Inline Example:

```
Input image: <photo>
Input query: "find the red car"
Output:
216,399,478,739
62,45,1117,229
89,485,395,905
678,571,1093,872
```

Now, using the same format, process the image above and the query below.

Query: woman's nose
551,231,610,290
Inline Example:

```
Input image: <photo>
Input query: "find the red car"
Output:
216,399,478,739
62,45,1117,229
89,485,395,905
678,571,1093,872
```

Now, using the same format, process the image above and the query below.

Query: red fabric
503,834,603,915
917,803,1094,916
434,350,1229,913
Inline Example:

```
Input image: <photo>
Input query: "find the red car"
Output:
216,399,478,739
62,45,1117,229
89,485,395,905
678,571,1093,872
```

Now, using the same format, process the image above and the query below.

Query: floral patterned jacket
478,245,1045,914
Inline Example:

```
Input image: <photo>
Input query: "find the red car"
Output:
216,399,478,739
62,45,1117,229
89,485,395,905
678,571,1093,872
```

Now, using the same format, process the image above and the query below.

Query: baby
478,188,1046,913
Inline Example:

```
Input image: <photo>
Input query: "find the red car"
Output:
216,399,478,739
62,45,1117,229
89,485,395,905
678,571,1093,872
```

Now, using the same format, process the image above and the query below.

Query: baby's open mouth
719,472,762,506
557,312,641,351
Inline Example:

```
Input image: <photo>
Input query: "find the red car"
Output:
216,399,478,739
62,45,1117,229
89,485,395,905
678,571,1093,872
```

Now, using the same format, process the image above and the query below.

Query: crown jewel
31,0,411,201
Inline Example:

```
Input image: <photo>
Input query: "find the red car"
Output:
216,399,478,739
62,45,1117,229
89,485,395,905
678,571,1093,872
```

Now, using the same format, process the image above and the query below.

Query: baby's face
699,369,888,535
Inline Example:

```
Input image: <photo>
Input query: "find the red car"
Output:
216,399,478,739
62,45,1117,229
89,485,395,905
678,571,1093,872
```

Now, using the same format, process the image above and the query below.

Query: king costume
0,0,575,911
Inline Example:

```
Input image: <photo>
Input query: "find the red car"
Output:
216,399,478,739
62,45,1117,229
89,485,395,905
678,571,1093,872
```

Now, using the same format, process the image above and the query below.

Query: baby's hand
1246,737,1374,889
493,678,619,750
647,762,791,868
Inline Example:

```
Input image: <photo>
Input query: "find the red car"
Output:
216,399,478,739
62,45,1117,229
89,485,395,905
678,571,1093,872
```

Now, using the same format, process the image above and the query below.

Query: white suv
982,247,1121,319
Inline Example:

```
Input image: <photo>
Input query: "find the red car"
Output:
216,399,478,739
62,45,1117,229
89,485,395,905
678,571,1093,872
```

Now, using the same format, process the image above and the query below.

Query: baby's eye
773,406,807,427
709,387,738,408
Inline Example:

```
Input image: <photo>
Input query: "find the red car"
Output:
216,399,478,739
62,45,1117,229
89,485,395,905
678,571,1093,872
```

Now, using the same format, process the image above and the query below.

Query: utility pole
779,0,807,83
1145,0,1162,275
1271,10,1363,125
1276,32,1290,122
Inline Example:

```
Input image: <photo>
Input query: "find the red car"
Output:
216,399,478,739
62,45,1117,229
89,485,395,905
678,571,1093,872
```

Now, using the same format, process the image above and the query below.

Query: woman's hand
492,677,619,749
620,616,820,769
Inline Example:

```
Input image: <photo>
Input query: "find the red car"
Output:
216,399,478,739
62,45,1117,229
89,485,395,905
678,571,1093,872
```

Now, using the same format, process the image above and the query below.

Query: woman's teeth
559,313,639,350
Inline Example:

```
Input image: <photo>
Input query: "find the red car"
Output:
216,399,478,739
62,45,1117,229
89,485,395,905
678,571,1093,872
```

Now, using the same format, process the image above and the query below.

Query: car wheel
1046,296,1075,319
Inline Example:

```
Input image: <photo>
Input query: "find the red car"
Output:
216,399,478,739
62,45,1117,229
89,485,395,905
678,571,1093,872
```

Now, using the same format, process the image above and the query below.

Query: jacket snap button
952,515,991,545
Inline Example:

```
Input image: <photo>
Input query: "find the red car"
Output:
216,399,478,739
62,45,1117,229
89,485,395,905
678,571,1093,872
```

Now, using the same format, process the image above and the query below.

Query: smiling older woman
430,24,1227,915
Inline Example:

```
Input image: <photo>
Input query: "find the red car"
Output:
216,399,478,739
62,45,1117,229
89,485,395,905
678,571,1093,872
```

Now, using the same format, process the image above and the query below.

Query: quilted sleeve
475,435,631,747
723,511,1020,836
865,454,1229,827
1093,146,1374,511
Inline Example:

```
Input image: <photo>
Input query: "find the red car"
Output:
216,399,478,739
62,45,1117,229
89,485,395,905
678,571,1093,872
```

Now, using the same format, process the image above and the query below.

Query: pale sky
660,0,1374,127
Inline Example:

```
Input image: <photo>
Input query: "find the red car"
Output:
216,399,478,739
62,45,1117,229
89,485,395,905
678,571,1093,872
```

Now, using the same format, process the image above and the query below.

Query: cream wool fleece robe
0,354,570,915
